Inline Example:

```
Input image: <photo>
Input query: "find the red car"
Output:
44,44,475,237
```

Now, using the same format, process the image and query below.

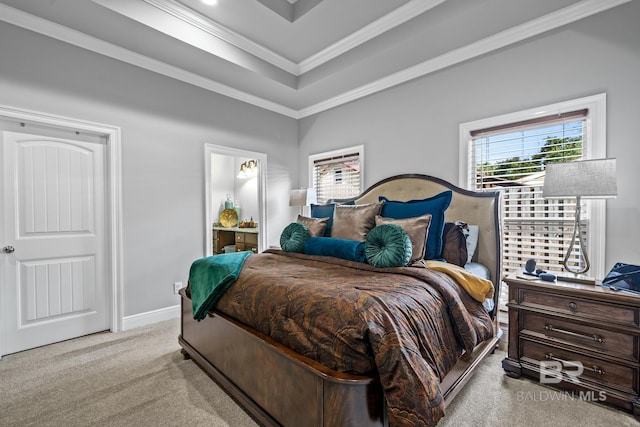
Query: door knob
2,246,15,253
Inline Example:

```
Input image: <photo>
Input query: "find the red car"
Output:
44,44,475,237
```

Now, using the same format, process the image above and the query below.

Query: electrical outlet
173,281,183,294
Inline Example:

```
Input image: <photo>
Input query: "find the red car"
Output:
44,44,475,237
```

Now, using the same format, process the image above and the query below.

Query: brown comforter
215,250,494,427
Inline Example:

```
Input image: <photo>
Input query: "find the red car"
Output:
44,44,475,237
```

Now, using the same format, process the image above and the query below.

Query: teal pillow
365,224,412,268
380,190,452,260
310,203,335,237
304,237,367,263
280,222,310,253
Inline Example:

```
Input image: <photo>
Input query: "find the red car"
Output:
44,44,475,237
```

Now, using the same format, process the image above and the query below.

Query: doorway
0,106,123,358
204,144,267,256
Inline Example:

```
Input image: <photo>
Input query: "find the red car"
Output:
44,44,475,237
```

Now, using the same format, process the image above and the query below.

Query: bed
179,174,502,427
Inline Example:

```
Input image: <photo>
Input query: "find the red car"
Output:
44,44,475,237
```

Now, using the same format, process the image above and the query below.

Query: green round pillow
280,222,310,253
365,223,412,268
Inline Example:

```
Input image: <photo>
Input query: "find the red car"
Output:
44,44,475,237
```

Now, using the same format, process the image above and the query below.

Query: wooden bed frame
179,174,502,426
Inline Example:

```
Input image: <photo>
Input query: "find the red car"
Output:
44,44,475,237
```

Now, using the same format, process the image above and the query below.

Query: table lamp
542,158,617,275
289,188,317,216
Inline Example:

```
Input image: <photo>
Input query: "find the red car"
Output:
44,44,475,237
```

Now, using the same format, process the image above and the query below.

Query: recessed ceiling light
202,0,218,5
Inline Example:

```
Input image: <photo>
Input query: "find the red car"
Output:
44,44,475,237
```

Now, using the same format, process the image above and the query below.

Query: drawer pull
544,324,606,343
568,302,577,311
544,353,606,376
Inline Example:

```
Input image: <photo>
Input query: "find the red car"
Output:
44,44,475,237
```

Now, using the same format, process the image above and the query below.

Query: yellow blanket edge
425,260,494,303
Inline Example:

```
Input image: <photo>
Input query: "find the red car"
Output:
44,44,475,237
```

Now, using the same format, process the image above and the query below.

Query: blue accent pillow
310,204,335,237
379,190,452,260
310,201,356,237
365,224,412,268
304,237,367,263
280,222,310,253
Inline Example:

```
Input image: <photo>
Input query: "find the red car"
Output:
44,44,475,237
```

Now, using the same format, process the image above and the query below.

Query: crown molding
297,0,632,118
0,3,298,118
138,0,443,75
298,0,446,74
141,0,300,75
0,0,631,120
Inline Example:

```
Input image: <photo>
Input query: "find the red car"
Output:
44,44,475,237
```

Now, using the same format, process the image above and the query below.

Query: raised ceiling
253,0,324,22
0,0,631,118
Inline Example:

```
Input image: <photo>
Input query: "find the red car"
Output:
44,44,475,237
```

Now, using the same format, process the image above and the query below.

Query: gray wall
298,1,640,273
1,1,639,320
0,22,298,317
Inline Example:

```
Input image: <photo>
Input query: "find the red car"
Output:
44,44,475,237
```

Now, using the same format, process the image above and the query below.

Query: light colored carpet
440,347,639,427
0,319,256,427
1,319,638,427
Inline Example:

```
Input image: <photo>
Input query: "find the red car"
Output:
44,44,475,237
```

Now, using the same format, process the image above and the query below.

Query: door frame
204,144,267,256
0,105,123,358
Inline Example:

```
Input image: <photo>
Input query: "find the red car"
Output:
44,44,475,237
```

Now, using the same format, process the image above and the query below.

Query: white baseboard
122,304,180,330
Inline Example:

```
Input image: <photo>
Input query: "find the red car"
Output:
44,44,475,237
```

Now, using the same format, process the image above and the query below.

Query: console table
213,226,259,254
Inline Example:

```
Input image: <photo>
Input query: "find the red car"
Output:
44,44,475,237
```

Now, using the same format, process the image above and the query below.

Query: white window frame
459,93,608,279
308,145,364,203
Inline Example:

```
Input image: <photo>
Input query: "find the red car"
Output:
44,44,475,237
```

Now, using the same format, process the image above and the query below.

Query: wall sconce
543,158,617,276
238,159,258,178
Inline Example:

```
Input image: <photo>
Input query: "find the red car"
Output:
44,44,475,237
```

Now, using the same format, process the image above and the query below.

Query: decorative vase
224,194,233,209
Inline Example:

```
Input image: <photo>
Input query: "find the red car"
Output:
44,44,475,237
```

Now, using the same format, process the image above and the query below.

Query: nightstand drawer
244,233,258,245
521,340,638,394
520,289,637,326
522,312,637,361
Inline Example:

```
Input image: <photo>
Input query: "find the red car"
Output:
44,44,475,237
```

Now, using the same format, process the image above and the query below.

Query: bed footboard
179,289,387,427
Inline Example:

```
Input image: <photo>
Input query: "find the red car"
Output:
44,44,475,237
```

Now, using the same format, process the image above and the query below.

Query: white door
1,131,108,355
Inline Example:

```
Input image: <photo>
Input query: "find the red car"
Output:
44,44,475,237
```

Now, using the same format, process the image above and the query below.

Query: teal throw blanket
189,251,252,321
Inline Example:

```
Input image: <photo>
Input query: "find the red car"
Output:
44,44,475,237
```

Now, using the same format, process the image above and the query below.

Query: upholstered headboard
341,174,502,314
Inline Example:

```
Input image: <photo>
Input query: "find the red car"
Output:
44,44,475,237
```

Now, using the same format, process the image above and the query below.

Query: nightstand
502,274,640,417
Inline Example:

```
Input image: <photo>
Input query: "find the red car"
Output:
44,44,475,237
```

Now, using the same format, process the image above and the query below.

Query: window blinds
470,109,588,274
312,152,361,204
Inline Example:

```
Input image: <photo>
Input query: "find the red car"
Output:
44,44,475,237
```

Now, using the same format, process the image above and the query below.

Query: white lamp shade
289,188,317,207
543,158,617,199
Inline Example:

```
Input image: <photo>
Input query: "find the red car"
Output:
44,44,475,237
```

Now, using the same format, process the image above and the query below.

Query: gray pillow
375,214,431,265
297,215,329,237
331,202,384,241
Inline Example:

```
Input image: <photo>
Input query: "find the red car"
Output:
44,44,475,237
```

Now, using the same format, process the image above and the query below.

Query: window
309,145,364,204
460,94,607,323
472,109,588,275
460,94,607,278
